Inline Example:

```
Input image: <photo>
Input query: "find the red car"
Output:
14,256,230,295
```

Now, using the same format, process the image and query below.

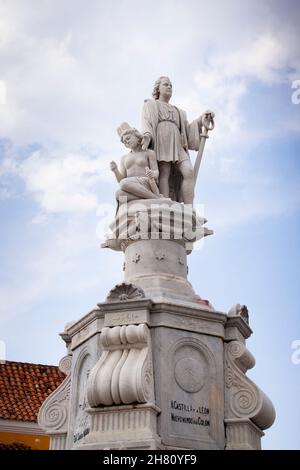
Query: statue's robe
141,99,201,201
141,99,201,154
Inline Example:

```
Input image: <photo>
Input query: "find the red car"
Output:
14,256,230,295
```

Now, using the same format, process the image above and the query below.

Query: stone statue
141,76,213,205
110,122,163,205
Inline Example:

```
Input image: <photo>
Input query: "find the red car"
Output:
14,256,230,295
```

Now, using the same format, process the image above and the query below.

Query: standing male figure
141,76,203,205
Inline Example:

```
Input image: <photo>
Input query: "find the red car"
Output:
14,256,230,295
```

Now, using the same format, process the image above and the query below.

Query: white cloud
0,155,17,175
0,215,122,322
0,0,299,150
181,31,300,158
210,181,300,233
0,79,6,105
0,0,298,224
19,149,109,213
0,146,114,213
211,34,299,85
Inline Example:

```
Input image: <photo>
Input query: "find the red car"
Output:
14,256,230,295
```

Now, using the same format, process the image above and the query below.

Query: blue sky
0,0,299,449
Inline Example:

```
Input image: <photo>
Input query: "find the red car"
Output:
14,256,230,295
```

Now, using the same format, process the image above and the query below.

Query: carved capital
87,324,154,407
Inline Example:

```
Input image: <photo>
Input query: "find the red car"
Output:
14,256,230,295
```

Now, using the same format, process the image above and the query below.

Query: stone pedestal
82,404,161,450
124,239,200,304
38,200,275,450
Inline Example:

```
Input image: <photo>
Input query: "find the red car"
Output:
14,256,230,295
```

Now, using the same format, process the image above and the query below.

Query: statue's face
159,78,172,98
123,131,139,149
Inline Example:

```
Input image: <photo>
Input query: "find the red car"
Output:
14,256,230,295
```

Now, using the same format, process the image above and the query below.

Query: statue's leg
120,178,160,200
115,189,137,202
178,159,195,205
158,162,171,197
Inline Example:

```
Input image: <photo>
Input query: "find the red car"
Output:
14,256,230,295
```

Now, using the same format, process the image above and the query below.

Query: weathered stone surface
87,324,154,407
67,335,102,448
79,404,161,450
152,327,225,449
103,198,213,253
106,282,145,302
40,296,275,450
37,354,72,450
224,341,275,428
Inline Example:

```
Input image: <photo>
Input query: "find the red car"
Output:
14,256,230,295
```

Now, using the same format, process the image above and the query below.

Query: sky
0,0,299,450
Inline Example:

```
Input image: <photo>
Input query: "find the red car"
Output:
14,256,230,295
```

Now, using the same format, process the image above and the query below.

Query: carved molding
59,354,72,375
38,369,71,433
155,252,165,261
87,324,154,407
225,341,275,430
71,349,92,447
228,304,249,324
132,253,141,263
106,282,145,302
85,404,160,444
102,200,213,252
120,240,131,252
225,419,263,450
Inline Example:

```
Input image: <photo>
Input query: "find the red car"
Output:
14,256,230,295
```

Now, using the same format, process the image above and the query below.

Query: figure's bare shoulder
120,153,130,166
121,151,132,160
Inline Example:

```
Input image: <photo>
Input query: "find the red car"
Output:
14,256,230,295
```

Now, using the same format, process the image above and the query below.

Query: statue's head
117,122,142,149
152,76,172,100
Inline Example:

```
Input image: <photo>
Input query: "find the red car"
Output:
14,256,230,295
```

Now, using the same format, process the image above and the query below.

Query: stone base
48,433,67,450
38,288,275,451
225,419,264,450
75,404,161,450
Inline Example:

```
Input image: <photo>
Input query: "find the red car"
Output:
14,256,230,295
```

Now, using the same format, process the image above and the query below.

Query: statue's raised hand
200,110,215,131
110,161,118,172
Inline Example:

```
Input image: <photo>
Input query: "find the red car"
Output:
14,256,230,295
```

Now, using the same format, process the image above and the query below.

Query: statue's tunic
141,99,201,164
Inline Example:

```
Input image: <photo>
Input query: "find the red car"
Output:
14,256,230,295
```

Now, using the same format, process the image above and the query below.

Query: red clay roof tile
0,361,65,422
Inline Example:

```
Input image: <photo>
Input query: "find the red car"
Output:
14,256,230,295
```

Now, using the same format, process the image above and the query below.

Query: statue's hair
121,128,143,145
152,76,171,100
